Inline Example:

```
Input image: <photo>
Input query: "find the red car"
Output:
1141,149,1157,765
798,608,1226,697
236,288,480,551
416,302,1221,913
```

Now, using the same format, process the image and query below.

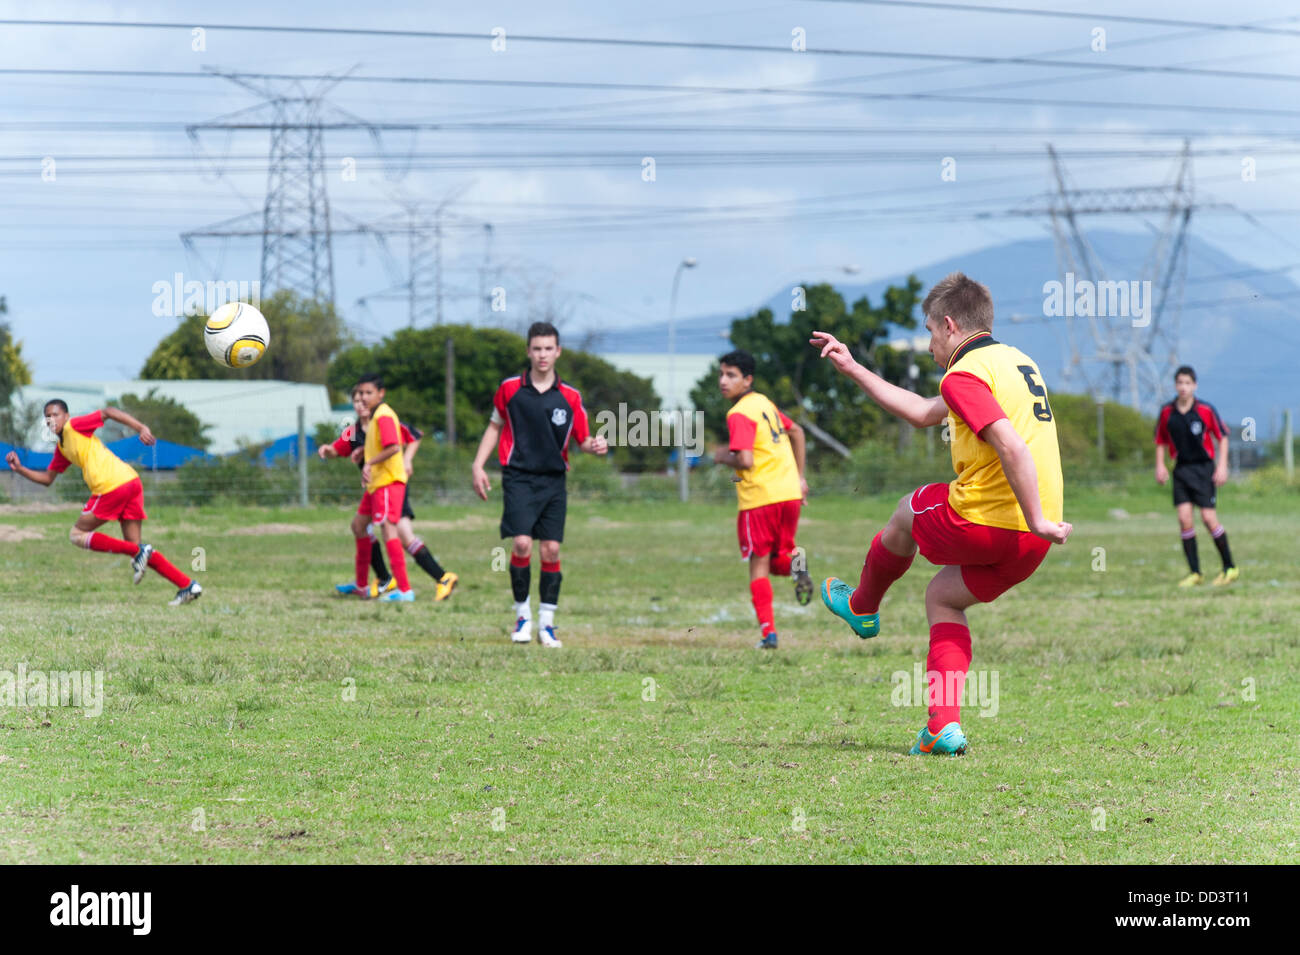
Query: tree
689,278,935,457
0,297,38,446
327,324,667,470
0,298,32,400
102,389,212,450
1050,393,1153,475
140,290,348,385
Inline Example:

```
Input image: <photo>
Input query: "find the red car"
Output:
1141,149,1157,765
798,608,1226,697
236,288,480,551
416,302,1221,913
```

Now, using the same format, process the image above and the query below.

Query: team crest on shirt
551,407,568,426
1190,420,1202,435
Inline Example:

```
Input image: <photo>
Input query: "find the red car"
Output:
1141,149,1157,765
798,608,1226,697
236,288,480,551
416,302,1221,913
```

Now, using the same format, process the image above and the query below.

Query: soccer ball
204,302,269,369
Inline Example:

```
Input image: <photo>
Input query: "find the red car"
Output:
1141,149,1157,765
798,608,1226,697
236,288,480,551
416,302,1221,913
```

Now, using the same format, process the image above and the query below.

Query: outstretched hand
809,331,858,376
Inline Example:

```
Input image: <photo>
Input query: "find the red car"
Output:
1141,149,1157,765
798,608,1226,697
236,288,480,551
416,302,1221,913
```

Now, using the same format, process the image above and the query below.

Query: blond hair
922,272,993,332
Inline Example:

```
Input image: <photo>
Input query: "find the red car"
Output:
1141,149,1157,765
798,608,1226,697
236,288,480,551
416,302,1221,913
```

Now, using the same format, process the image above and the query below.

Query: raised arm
103,406,155,445
810,331,947,428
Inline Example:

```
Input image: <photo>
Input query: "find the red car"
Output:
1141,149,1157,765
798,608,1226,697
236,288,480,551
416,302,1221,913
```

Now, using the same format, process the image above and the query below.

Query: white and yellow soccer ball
204,302,270,369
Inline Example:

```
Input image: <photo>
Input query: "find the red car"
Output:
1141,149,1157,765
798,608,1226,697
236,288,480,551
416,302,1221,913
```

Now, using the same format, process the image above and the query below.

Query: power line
2,69,1300,121
5,16,1300,69
6,120,1300,141
801,0,1300,38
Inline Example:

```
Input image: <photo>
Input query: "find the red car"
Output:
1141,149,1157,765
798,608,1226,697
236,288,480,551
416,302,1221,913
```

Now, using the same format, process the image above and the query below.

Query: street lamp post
668,257,697,503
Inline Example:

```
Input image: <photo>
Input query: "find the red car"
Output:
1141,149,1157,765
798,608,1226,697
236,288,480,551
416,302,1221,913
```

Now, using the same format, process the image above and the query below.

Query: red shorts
83,477,146,522
737,499,801,560
358,481,406,525
908,482,1050,603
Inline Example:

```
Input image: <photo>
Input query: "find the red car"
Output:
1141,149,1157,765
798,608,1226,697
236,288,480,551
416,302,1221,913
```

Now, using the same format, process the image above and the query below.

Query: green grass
0,481,1297,863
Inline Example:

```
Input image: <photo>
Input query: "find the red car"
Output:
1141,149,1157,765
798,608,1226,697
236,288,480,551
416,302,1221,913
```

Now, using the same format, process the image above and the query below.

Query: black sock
1181,533,1200,574
509,561,530,603
1211,529,1234,570
540,569,562,605
370,539,390,581
412,544,446,580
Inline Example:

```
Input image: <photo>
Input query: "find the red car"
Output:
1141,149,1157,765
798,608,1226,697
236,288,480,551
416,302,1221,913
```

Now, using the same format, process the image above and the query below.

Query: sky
1,0,1298,380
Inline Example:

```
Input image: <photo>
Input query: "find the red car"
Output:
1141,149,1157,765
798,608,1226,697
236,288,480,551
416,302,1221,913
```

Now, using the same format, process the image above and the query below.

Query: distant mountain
595,231,1297,437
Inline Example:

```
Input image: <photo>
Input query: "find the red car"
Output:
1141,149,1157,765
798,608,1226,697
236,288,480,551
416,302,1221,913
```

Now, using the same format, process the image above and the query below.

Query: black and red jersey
332,420,421,470
490,372,590,474
1155,399,1226,465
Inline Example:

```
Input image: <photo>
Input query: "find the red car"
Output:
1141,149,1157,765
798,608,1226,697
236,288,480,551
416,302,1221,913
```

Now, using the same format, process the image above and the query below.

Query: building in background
11,380,338,454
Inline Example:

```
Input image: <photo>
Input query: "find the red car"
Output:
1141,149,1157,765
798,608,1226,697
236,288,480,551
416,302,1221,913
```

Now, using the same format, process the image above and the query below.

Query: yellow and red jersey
939,331,1064,532
726,391,802,511
363,402,407,492
48,410,138,496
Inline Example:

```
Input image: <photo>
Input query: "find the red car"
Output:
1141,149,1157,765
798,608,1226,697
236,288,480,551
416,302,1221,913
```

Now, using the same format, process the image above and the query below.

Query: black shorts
500,468,567,542
1172,461,1217,508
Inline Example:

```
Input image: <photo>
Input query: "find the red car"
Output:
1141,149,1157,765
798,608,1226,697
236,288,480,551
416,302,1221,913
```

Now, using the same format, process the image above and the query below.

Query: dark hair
527,322,559,346
43,399,69,414
1174,365,1196,383
355,372,384,390
719,349,756,379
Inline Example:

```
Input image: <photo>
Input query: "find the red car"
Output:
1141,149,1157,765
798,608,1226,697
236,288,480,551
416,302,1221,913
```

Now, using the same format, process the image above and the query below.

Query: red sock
147,550,191,588
926,622,972,733
849,532,915,615
86,532,138,556
540,560,560,574
749,577,776,637
355,537,372,588
385,537,410,592
770,551,792,577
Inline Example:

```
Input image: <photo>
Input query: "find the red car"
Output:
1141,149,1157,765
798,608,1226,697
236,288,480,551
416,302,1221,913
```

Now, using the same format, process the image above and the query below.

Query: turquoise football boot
379,589,415,603
910,722,968,756
820,577,880,639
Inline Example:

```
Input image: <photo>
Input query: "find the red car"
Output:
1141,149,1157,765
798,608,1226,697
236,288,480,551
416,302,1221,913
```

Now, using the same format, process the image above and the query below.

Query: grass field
1,480,1297,863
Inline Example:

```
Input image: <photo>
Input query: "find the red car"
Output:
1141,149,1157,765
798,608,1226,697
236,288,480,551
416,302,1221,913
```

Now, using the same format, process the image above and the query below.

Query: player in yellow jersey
5,399,201,604
712,349,813,650
812,272,1071,755
344,373,415,602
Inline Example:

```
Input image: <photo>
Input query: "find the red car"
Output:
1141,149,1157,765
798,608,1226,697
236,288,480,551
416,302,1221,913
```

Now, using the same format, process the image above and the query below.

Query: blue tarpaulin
258,434,318,465
104,437,210,470
0,443,52,469
1,435,315,471
0,438,209,471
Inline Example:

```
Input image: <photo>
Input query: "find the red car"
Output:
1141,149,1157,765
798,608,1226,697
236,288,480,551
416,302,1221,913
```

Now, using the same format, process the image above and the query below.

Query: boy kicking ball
812,273,1070,756
5,400,201,605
